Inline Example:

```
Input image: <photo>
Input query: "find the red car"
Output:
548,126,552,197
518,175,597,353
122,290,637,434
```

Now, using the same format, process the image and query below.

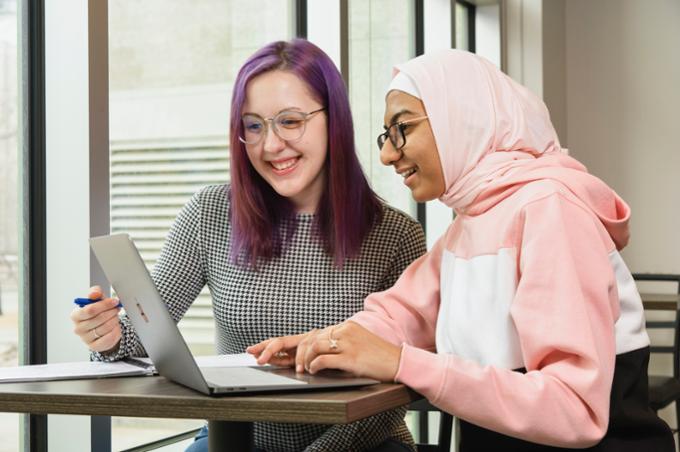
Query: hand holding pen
73,297,123,309
70,285,123,353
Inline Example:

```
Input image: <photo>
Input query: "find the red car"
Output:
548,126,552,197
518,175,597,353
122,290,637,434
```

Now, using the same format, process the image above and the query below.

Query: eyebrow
384,109,416,129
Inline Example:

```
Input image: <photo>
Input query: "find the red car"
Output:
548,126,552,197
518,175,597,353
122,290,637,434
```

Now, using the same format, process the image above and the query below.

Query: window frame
19,0,48,449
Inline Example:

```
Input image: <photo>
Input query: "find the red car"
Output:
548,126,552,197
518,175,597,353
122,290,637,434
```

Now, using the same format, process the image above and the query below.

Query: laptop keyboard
201,367,307,388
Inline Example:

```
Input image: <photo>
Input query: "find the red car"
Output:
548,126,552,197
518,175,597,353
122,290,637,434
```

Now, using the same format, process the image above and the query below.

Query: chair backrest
408,399,453,452
634,273,680,378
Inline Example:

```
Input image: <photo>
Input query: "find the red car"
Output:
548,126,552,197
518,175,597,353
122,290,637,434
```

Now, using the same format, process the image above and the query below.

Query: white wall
502,0,544,98
565,0,680,275
504,0,679,275
541,0,566,144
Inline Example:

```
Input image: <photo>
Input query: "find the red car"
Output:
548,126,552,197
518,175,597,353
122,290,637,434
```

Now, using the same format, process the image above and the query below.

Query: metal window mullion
88,0,111,450
467,2,476,53
339,0,349,87
457,0,476,53
414,0,426,231
415,0,424,56
295,0,307,38
20,0,48,449
450,0,457,48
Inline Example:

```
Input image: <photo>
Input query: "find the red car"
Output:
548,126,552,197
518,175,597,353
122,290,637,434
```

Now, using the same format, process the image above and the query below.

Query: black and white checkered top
94,184,426,452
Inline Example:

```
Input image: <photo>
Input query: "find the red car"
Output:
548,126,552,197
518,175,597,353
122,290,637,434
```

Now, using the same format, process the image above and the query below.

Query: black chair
634,273,680,445
409,399,453,451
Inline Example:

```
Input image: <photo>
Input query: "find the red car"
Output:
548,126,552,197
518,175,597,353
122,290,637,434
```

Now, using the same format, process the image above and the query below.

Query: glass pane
349,0,416,218
108,0,294,448
475,3,502,67
0,0,20,450
455,2,469,51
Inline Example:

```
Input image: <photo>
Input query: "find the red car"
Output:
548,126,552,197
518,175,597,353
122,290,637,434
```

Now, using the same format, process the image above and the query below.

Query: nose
262,123,286,154
380,141,401,166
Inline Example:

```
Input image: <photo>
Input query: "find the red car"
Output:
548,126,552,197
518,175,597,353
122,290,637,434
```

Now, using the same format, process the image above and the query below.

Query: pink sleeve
350,232,447,352
394,194,618,448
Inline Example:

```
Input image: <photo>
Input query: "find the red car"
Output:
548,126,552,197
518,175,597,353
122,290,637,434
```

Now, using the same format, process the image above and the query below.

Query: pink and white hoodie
352,50,673,451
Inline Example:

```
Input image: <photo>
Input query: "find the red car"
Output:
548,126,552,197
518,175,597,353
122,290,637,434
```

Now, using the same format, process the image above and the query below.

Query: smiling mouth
398,167,417,179
270,157,300,171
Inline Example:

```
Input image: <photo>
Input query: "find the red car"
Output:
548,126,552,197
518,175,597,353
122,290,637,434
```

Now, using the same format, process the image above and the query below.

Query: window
0,0,20,450
473,1,501,67
456,1,472,51
107,0,295,448
348,0,416,218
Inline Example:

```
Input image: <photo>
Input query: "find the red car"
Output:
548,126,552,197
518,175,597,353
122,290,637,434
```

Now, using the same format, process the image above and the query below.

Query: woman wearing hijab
249,49,675,451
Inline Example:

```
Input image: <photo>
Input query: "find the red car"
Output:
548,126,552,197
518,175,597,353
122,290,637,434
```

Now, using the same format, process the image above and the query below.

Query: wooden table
641,293,680,311
0,375,417,451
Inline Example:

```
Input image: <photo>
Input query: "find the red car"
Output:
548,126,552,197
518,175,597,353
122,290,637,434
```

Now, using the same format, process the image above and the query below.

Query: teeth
401,168,417,178
271,158,299,170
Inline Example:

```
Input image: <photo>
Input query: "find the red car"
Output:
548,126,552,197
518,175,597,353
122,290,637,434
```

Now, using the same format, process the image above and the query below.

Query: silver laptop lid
90,233,380,395
90,233,211,394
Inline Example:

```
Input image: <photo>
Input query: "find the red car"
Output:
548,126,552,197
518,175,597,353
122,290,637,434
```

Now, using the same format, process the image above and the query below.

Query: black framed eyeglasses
376,115,429,152
239,107,325,145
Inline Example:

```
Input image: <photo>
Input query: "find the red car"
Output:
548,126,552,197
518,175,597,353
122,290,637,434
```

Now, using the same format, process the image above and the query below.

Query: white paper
194,353,263,368
0,361,153,383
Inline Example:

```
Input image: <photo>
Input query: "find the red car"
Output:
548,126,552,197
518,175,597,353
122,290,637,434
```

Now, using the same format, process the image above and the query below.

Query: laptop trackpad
201,367,307,387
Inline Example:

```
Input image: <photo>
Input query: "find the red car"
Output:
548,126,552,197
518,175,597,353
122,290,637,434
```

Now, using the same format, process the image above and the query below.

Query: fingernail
296,365,303,373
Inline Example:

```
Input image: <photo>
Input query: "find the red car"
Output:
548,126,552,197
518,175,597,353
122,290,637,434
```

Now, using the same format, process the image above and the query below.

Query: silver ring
92,328,101,340
274,351,288,359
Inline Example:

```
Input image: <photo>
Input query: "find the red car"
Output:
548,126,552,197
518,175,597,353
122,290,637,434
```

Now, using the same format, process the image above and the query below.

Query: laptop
89,233,379,395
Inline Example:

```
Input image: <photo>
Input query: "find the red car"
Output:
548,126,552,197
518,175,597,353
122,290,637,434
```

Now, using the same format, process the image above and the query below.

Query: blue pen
73,297,123,309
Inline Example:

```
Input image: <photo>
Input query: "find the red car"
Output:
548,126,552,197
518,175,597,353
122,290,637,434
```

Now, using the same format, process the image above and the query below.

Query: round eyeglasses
376,115,429,152
239,107,325,145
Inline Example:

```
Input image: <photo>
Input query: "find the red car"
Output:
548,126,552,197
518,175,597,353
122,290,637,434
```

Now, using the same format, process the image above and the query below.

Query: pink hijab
393,50,631,249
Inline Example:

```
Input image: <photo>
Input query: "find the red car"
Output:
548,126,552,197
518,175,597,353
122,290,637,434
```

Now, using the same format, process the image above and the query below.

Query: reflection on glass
349,0,416,218
108,0,293,448
0,0,19,450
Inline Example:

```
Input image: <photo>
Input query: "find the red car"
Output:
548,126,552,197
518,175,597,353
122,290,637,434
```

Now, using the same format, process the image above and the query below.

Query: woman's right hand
246,332,309,368
70,285,122,353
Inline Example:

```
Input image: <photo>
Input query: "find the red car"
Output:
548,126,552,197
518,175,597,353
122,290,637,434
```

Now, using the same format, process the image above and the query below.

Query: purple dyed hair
229,39,383,267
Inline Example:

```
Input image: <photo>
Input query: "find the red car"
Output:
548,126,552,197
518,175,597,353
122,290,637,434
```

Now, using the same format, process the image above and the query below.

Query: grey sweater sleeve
91,192,207,362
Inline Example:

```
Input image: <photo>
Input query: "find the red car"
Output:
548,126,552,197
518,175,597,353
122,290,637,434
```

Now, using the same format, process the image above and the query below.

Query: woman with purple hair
70,39,425,451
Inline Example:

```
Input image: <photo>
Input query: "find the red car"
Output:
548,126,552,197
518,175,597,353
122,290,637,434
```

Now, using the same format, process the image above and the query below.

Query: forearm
396,345,610,448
